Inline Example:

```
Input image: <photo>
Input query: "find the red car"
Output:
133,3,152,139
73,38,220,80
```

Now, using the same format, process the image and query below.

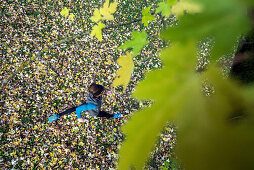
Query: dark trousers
58,106,77,117
97,111,114,118
58,106,113,119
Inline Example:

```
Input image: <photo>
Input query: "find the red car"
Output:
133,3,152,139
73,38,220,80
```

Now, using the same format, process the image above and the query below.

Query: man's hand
106,90,112,95
78,118,85,122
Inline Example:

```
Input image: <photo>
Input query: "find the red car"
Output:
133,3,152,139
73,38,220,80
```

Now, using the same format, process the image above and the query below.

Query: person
48,83,122,123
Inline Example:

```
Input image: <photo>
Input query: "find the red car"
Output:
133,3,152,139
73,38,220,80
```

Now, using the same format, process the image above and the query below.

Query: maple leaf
119,31,148,57
69,13,75,21
156,0,177,17
90,8,102,23
142,6,155,27
60,7,69,18
90,22,105,41
100,0,118,20
112,52,134,91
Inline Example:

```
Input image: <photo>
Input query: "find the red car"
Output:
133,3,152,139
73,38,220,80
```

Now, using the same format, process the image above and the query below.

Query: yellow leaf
50,152,54,157
60,7,69,18
69,13,75,20
43,46,47,52
79,142,85,146
171,1,202,17
90,22,105,41
112,52,134,91
90,8,102,23
10,151,16,156
100,0,118,20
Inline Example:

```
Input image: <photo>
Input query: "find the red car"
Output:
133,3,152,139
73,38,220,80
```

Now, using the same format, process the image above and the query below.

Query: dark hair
88,83,104,98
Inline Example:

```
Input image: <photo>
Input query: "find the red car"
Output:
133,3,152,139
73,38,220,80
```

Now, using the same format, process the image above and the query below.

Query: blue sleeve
76,103,97,118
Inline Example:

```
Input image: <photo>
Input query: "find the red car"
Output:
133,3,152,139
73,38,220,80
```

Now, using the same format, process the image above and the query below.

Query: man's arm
104,87,112,95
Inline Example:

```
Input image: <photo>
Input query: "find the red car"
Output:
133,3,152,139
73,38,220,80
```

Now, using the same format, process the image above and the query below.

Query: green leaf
119,31,148,57
118,41,199,169
156,0,177,17
164,161,170,167
176,66,254,170
142,6,155,27
162,0,250,61
90,22,105,41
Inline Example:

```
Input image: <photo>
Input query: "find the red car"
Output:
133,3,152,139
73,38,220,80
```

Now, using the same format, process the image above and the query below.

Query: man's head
88,83,105,98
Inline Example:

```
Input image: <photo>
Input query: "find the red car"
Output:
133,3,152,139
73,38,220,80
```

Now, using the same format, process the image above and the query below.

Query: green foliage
142,6,155,27
118,0,254,169
156,0,177,17
119,30,148,57
171,1,203,17
176,67,254,170
118,41,199,169
162,0,250,61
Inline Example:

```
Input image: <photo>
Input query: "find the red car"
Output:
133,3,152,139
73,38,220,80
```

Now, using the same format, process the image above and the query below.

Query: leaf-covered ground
1,0,235,168
0,0,181,169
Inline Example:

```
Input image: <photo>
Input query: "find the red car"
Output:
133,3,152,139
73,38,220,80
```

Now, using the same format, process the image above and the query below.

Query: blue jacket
75,93,102,118
86,93,102,116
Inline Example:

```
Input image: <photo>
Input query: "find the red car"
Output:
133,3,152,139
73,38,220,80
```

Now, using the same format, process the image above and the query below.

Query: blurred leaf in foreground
171,1,203,17
119,31,148,57
112,52,134,91
118,41,198,169
176,67,254,170
142,6,155,27
162,0,250,61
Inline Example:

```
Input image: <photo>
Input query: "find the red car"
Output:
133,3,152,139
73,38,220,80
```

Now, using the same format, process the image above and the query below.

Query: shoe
113,113,122,118
48,115,59,123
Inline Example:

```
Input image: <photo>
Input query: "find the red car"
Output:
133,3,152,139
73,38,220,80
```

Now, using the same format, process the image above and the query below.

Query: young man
48,83,122,123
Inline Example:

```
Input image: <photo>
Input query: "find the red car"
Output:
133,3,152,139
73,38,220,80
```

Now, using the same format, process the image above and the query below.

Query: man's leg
97,111,114,119
58,106,77,117
49,106,77,123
